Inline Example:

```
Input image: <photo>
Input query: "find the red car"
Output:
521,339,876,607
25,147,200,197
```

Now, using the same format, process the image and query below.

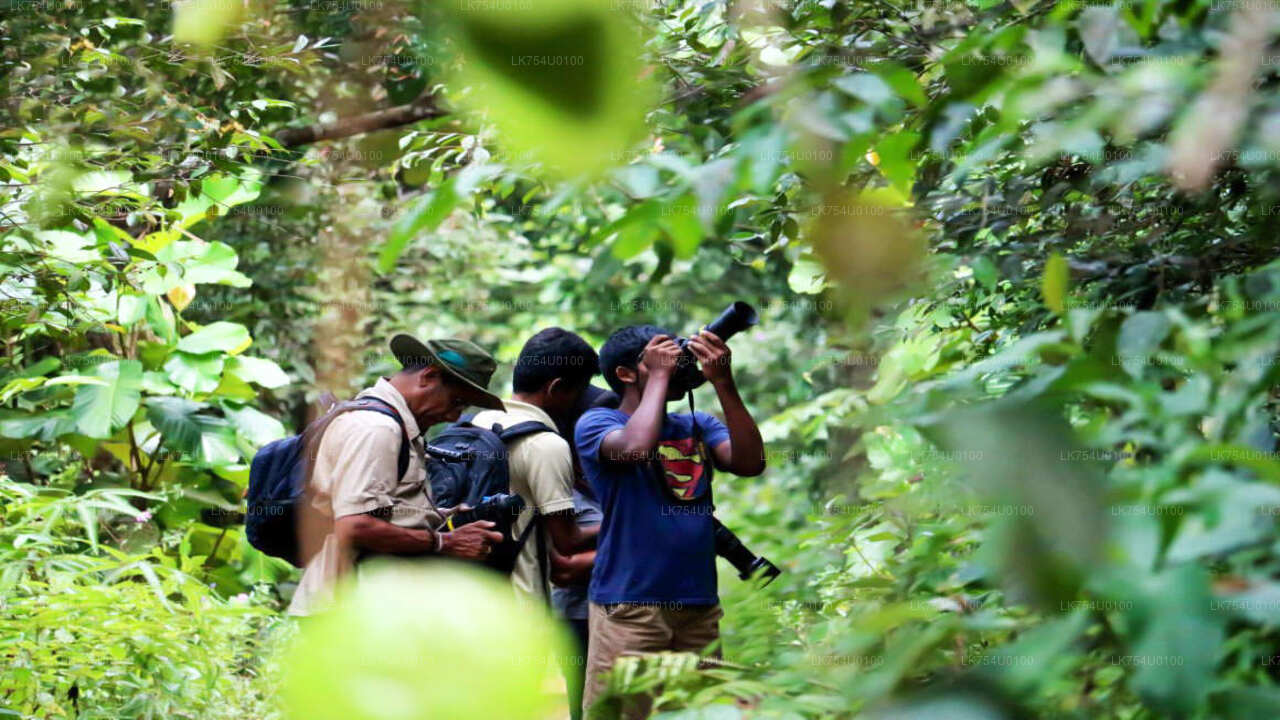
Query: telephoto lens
713,519,782,584
673,300,760,394
704,301,759,342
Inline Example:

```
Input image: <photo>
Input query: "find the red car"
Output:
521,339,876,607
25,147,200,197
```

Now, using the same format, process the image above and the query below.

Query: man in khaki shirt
470,328,601,604
289,334,508,616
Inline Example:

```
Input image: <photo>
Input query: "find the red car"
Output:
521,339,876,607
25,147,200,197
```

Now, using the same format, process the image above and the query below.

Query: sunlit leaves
226,356,290,388
177,321,252,355
1040,253,1068,314
172,0,245,47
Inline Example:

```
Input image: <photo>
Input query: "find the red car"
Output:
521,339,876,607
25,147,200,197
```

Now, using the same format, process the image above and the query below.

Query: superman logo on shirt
656,436,709,501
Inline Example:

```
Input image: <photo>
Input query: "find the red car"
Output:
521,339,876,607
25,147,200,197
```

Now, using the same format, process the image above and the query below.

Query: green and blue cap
389,334,505,410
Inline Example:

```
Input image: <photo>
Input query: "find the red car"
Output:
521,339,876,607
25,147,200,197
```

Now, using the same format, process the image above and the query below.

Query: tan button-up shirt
288,379,441,616
471,399,575,603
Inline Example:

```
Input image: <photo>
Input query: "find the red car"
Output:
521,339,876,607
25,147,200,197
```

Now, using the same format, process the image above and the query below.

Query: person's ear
616,365,638,385
546,376,563,398
419,365,440,388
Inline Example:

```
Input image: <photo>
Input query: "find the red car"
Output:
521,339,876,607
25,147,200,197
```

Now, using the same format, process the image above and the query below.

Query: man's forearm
545,512,600,555
712,378,766,476
335,513,437,555
552,549,596,586
604,373,670,462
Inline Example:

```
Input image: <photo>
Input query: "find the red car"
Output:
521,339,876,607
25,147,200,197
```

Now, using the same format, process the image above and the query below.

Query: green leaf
164,352,226,394
226,355,290,388
225,405,286,449
145,296,177,345
152,240,251,288
117,293,146,326
144,397,207,455
788,256,827,294
0,377,47,403
0,410,77,441
607,201,661,260
874,131,920,194
873,63,927,107
1041,253,1069,314
379,179,460,272
199,417,242,466
661,194,703,260
173,0,245,46
1077,6,1120,65
71,360,143,439
833,73,895,107
435,0,658,177
1116,311,1171,378
1124,565,1224,714
177,321,252,355
171,172,261,227
37,230,99,264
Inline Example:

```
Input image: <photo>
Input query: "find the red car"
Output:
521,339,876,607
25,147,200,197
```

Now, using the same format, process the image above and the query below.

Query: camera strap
688,390,715,511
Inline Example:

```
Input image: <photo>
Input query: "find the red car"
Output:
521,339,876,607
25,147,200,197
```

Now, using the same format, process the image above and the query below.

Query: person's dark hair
513,327,600,393
398,358,433,373
599,324,671,394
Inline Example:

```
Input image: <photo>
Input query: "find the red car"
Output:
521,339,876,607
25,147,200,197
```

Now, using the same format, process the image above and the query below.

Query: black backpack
426,417,551,578
246,397,410,567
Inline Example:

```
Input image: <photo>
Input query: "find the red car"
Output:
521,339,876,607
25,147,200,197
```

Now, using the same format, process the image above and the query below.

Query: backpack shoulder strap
332,397,411,482
497,420,552,443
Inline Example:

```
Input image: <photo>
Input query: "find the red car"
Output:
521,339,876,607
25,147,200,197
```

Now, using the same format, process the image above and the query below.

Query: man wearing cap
288,334,508,616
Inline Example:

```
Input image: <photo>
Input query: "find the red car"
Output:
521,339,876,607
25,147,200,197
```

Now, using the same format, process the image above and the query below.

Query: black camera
670,301,760,393
714,519,781,584
446,493,525,530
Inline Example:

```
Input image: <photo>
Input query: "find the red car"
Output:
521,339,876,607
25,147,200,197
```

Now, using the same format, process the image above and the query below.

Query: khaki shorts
583,601,723,720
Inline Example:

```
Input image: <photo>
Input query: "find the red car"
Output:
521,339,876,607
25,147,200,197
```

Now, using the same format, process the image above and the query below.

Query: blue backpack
425,417,551,576
427,416,550,508
246,397,410,567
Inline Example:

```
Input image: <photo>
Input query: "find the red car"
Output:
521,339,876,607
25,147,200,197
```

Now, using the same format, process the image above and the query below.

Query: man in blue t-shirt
575,325,765,719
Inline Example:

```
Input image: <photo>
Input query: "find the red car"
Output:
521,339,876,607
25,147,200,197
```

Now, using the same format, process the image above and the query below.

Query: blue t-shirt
575,408,730,606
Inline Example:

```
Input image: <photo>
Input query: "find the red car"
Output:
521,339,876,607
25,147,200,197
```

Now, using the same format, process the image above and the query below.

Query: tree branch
274,96,448,148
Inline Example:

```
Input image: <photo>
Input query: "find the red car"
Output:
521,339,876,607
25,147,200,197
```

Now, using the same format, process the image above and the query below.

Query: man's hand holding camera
439,520,504,560
640,334,683,380
686,330,732,386
437,503,505,560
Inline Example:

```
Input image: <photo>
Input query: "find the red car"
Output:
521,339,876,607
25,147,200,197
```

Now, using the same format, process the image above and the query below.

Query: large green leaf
435,0,657,177
71,360,143,439
177,322,251,355
225,405,286,450
164,352,226,394
0,410,78,441
226,356,290,389
144,397,208,455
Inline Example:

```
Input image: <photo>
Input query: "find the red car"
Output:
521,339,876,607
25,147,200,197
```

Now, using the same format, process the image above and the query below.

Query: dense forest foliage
6,0,1280,717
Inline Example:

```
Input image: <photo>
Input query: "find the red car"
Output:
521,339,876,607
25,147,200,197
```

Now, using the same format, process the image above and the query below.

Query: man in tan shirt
289,334,507,616
469,328,601,604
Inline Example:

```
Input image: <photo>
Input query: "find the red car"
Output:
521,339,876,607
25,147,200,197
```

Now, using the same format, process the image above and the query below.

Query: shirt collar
498,398,557,430
357,377,423,439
